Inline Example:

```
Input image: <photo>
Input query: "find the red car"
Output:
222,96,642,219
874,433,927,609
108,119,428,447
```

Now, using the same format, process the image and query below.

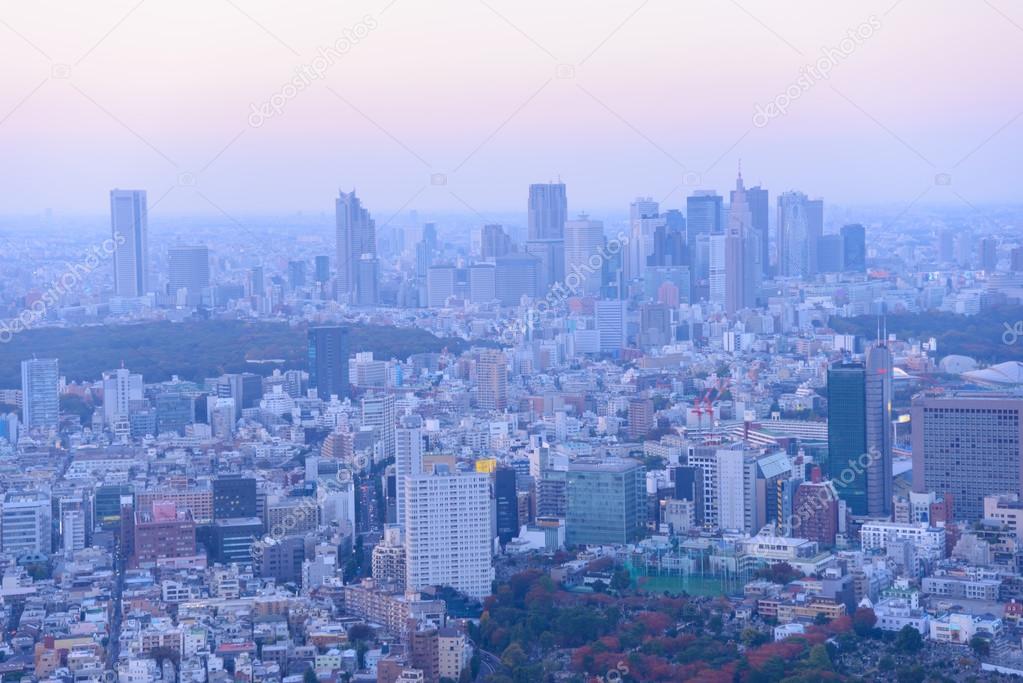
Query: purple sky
0,0,1020,218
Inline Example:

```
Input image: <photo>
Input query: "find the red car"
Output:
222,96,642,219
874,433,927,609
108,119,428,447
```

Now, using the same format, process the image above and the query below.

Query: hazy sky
0,0,1020,219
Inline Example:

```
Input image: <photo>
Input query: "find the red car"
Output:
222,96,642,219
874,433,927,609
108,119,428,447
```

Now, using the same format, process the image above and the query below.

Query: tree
303,668,318,683
502,642,528,670
610,568,631,592
970,635,991,657
852,607,877,636
894,625,923,653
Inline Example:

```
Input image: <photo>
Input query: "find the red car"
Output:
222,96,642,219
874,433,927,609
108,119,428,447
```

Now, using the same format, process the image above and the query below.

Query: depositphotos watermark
773,447,883,538
0,233,124,344
250,453,370,562
248,16,378,128
494,230,629,343
753,16,882,128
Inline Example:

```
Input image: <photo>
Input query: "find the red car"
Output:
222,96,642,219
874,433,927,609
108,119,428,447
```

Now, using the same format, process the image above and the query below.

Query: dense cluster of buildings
0,176,1022,680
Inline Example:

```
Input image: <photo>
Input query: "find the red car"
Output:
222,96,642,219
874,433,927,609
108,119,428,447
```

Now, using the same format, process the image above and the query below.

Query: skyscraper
167,245,210,295
564,214,605,295
404,469,494,599
395,415,424,527
777,191,823,277
841,224,866,272
494,466,519,545
362,392,396,459
912,394,1023,521
21,358,59,431
315,255,331,283
110,189,149,296
480,224,512,259
477,350,508,411
826,343,892,517
740,184,770,278
308,326,350,400
527,182,567,240
565,459,646,546
335,189,377,303
722,171,751,314
686,191,723,284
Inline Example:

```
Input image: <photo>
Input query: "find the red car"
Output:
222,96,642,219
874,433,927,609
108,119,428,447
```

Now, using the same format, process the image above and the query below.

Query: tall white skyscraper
110,189,149,297
362,393,396,461
21,358,59,431
627,198,662,281
777,191,823,278
335,189,377,303
564,214,605,295
404,469,494,600
394,415,423,528
102,367,143,425
167,245,210,295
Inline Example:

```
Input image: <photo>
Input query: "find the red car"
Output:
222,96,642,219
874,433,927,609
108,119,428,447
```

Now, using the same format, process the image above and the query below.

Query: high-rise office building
777,191,823,277
686,192,722,237
355,255,380,305
167,245,210,295
527,182,567,240
110,189,149,296
476,350,508,411
740,185,770,278
722,171,751,314
627,198,663,281
2,491,52,555
480,224,512,259
525,238,565,292
21,358,59,431
308,326,351,400
102,367,143,425
912,394,1023,521
287,260,307,290
628,398,654,439
212,476,257,519
395,415,424,528
404,469,494,599
315,255,331,283
841,224,866,272
826,344,892,517
494,253,541,306
335,189,377,303
979,237,998,271
362,393,396,459
595,299,626,353
565,459,646,546
494,466,519,545
427,264,458,308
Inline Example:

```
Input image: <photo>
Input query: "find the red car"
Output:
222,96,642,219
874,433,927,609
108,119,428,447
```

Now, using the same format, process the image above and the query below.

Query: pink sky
0,0,1020,216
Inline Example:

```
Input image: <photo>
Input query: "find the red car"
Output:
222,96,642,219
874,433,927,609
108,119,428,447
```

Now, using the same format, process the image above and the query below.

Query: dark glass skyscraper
308,326,350,400
826,343,893,517
494,466,519,545
841,224,866,272
213,475,257,519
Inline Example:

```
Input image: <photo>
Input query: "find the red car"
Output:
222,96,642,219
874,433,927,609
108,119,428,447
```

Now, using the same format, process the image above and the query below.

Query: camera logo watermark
753,16,882,128
249,16,379,128
1003,321,1023,345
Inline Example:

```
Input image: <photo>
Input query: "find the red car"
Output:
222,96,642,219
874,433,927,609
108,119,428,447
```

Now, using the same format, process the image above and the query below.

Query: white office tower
404,468,494,600
709,233,727,309
62,509,87,555
627,198,663,281
320,473,357,536
110,189,149,296
395,415,424,529
21,358,59,432
2,492,52,555
563,214,605,295
595,300,626,353
102,367,143,425
362,393,396,461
